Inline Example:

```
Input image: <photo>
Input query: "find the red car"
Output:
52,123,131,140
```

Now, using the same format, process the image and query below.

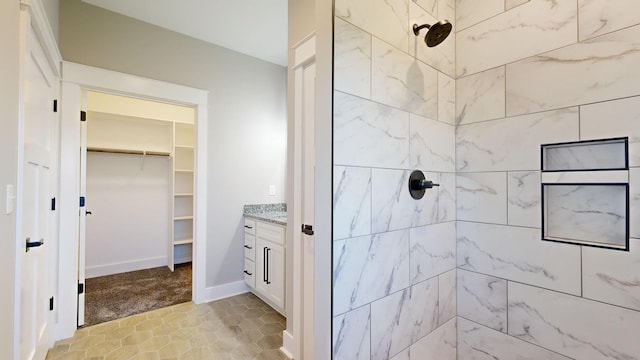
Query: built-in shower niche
541,138,630,251
541,137,628,171
542,184,628,249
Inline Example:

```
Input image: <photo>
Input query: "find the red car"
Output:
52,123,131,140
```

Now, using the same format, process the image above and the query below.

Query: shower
412,20,452,47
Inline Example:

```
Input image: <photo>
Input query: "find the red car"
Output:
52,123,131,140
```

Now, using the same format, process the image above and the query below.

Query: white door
301,62,316,360
19,20,56,360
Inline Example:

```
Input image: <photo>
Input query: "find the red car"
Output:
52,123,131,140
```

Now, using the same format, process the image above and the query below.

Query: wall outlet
269,185,276,196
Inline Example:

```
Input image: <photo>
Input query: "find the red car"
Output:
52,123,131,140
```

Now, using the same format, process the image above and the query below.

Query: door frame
283,32,316,360
57,62,209,340
284,25,333,359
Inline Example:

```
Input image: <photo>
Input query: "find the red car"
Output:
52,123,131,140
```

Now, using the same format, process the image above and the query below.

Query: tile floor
46,293,288,360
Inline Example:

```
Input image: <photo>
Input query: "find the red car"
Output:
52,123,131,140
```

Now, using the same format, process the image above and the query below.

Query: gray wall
0,0,21,357
59,0,287,289
288,0,315,46
41,0,58,41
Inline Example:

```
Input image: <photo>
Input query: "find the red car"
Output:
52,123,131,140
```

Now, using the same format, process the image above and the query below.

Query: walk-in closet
82,91,196,325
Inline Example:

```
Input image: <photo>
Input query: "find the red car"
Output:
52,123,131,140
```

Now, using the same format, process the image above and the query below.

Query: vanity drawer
244,258,255,288
244,218,256,235
257,221,285,246
244,234,256,261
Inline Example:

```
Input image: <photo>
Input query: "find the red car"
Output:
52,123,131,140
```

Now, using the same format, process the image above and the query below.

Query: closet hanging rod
87,147,171,156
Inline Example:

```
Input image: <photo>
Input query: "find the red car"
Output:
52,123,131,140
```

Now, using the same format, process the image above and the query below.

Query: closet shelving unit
171,122,195,270
87,110,195,271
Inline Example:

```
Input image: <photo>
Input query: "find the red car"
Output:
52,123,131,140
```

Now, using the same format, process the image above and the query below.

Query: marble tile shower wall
332,0,457,359
455,1,640,359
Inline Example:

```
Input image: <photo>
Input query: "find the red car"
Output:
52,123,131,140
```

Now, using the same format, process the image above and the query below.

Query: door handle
302,224,314,235
85,210,92,215
266,248,271,284
263,247,268,283
244,245,253,249
244,225,253,229
244,270,252,276
25,237,44,252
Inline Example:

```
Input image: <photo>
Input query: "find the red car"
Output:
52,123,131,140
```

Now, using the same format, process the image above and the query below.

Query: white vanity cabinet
243,217,285,314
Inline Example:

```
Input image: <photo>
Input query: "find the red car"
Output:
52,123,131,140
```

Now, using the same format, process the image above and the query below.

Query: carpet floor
84,263,192,326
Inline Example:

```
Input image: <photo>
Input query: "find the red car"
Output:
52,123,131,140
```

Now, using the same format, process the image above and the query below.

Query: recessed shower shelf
541,137,628,172
540,137,630,251
541,183,629,250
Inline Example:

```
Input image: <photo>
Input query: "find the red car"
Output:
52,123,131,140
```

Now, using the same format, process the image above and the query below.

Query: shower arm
413,23,431,36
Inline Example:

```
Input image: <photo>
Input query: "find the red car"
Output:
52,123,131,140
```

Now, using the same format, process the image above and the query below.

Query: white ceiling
82,0,288,66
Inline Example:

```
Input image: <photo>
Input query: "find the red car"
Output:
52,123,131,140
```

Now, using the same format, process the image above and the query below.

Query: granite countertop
243,203,287,226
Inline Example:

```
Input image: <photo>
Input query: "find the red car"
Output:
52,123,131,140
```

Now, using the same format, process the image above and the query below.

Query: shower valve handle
411,179,440,190
409,170,439,200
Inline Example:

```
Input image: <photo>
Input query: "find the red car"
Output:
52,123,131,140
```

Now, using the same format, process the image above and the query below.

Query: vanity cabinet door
255,237,285,310
255,238,269,296
265,243,285,309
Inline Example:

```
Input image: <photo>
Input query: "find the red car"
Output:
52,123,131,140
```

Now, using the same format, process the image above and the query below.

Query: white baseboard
86,256,167,278
281,330,296,359
201,280,250,303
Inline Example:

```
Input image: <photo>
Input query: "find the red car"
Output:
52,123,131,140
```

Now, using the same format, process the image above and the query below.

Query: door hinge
51,197,56,211
49,297,54,311
79,196,85,207
301,224,314,235
80,110,86,122
53,99,58,112
78,283,84,295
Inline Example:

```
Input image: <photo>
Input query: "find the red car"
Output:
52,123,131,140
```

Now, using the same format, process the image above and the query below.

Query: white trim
56,82,81,341
19,0,61,77
57,63,209,340
313,2,334,357
201,281,250,303
62,62,206,106
293,32,316,68
85,256,168,279
281,330,295,359
13,5,29,359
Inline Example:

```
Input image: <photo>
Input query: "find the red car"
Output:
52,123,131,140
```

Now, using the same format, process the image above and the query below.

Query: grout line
457,316,575,359
505,171,510,225
369,303,372,360
506,280,509,334
580,246,584,297
457,267,640,313
578,104,582,140
503,64,507,118
576,0,580,43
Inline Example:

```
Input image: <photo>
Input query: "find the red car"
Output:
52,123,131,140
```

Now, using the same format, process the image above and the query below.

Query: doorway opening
79,91,196,326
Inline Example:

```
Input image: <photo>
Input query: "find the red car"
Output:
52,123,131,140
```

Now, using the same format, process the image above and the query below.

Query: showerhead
412,20,452,47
